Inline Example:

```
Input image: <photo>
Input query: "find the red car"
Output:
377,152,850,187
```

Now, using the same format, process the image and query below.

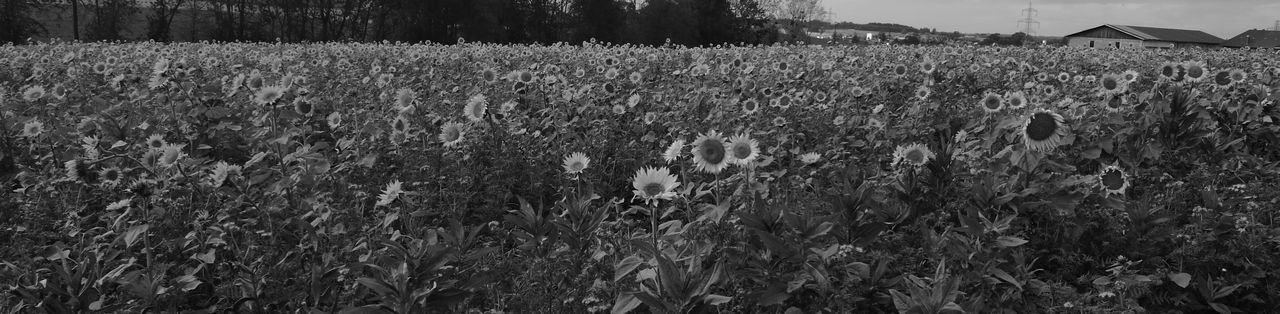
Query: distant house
1222,29,1280,49
1063,24,1222,49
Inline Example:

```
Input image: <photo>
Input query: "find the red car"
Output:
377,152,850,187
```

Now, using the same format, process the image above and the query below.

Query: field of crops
2,42,1280,313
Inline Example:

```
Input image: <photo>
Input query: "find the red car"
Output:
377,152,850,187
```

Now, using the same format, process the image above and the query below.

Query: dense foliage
2,42,1280,313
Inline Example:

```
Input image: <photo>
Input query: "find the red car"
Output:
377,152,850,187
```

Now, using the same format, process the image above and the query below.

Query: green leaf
1081,147,1101,159
703,294,732,305
614,255,643,282
1168,273,1191,288
989,268,1022,290
123,224,150,248
611,292,641,314
995,236,1028,248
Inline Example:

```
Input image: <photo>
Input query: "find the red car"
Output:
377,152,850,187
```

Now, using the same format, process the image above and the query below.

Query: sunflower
663,139,685,163
99,167,123,187
914,86,931,100
1022,109,1070,152
631,167,680,205
772,117,787,127
480,68,498,83
727,133,760,166
611,104,626,115
1157,62,1178,81
563,152,590,174
920,58,937,74
1183,61,1207,83
65,158,92,183
1212,70,1235,89
893,143,935,167
1004,91,1028,109
21,120,43,138
293,97,314,116
391,115,410,134
893,64,908,77
774,94,792,109
327,112,342,129
208,161,237,188
1057,72,1071,83
1098,165,1129,197
22,85,44,102
464,94,488,122
798,152,821,165
1229,69,1247,84
375,180,404,207
980,92,1004,113
105,199,131,211
254,85,285,106
145,134,166,151
1098,74,1126,95
741,98,760,115
1100,93,1127,113
690,131,730,174
439,122,465,147
1121,70,1139,83
1041,84,1057,97
158,144,186,168
395,88,416,108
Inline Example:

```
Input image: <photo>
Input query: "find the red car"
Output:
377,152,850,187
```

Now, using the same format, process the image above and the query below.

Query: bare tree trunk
72,0,80,40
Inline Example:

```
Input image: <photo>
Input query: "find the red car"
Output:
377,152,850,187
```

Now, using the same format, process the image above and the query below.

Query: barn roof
1064,24,1223,44
1223,29,1280,48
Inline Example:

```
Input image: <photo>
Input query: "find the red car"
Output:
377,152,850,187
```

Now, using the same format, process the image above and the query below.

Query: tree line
0,0,838,45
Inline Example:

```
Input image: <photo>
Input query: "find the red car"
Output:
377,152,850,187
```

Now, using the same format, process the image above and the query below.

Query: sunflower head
158,144,186,167
1005,91,1028,109
99,167,123,187
980,92,1004,113
663,139,685,163
691,131,729,174
741,98,760,115
433,122,464,148
254,85,285,106
798,152,821,165
1183,61,1206,82
631,167,680,205
1099,74,1126,95
893,143,935,167
1098,165,1129,197
727,133,760,166
293,97,314,116
1213,70,1235,88
1023,109,1070,152
21,120,44,138
563,152,590,174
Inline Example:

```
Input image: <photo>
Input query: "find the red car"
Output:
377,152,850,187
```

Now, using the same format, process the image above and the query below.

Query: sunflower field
2,42,1280,313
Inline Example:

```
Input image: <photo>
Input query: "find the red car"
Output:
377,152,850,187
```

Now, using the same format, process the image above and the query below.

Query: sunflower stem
649,201,663,300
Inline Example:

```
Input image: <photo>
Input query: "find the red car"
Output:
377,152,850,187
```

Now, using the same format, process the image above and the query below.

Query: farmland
2,42,1280,313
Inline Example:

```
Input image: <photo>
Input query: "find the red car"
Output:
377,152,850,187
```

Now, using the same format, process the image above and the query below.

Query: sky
825,0,1280,38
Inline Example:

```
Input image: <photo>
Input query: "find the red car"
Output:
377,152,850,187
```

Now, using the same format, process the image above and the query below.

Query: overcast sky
825,0,1280,38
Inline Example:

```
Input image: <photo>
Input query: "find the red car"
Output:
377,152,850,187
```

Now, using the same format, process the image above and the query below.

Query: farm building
1222,29,1280,49
1064,24,1223,49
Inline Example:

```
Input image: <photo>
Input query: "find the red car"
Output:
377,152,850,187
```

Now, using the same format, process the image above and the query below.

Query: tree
0,0,44,44
85,0,138,41
147,0,186,41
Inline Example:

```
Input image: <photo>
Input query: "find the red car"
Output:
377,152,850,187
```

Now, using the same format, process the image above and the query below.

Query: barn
1222,29,1280,49
1063,24,1223,49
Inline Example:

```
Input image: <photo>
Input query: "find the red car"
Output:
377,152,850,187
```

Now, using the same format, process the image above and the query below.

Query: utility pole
1017,1,1040,35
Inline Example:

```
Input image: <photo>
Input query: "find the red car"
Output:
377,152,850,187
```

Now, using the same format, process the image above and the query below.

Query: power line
1017,1,1040,35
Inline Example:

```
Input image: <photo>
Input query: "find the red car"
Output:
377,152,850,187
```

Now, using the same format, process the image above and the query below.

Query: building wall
1067,37,1144,49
